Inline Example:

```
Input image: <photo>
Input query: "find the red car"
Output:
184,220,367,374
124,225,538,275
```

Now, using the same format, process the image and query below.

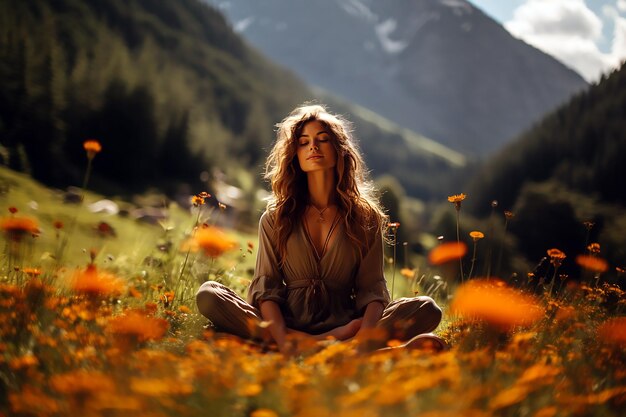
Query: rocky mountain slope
209,0,588,154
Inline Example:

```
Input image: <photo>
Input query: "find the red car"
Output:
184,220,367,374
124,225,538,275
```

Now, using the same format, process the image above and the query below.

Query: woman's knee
417,296,443,329
195,281,226,318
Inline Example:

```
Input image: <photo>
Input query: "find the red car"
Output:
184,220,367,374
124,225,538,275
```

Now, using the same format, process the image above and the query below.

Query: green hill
0,0,308,193
0,0,466,204
466,63,626,270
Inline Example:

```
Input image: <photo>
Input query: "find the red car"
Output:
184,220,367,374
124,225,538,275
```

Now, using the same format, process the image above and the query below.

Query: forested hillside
0,0,308,193
466,63,626,269
0,0,467,202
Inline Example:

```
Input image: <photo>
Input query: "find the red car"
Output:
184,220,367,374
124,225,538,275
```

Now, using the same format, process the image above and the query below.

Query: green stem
496,219,508,277
58,157,93,264
484,204,496,277
547,266,559,298
456,209,464,282
391,230,397,300
178,207,203,283
468,241,477,280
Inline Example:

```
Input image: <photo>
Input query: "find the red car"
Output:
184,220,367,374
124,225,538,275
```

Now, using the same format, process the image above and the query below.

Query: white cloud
505,0,626,82
618,0,626,12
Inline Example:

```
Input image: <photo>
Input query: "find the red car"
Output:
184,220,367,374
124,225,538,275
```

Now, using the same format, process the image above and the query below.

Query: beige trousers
196,281,442,342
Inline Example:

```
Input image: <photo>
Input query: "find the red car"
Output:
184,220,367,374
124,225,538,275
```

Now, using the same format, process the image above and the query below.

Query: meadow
1,143,625,417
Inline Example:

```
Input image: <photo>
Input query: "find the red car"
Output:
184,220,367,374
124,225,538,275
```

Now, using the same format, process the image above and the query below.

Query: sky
469,0,626,82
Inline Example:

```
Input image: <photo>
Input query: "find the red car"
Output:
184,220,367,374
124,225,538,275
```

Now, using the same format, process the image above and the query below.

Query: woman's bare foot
402,333,448,352
326,318,363,341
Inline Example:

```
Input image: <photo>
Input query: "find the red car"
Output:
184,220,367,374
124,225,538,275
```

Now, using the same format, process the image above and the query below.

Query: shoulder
259,209,278,232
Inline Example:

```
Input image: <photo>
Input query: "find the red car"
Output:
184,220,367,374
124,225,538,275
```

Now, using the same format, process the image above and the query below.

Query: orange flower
428,242,468,265
469,231,484,241
50,370,115,396
447,193,466,210
447,193,466,203
9,354,39,370
22,267,42,277
576,255,608,273
159,291,175,306
547,248,566,267
451,278,544,330
188,226,237,258
130,377,192,396
191,195,205,206
9,386,59,415
400,268,416,279
83,139,102,159
587,242,601,254
597,317,626,347
0,216,39,240
250,409,279,417
71,264,125,297
106,309,169,343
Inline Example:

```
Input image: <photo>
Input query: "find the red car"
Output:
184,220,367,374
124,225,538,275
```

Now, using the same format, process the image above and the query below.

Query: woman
196,104,443,353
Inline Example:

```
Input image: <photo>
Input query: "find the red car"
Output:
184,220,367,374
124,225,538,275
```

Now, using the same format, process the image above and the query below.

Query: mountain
0,0,309,193
0,0,465,202
466,63,626,270
207,0,588,155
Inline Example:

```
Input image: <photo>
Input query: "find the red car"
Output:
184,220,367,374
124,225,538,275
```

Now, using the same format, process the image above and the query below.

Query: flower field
1,148,625,417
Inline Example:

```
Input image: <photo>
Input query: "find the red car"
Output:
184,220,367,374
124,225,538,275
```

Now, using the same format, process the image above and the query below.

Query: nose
310,143,319,151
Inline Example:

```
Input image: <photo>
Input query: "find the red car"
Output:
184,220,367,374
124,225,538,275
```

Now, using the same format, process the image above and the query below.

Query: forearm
360,301,384,329
259,300,288,348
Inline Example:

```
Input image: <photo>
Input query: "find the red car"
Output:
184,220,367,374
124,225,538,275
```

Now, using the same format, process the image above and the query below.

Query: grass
1,164,625,417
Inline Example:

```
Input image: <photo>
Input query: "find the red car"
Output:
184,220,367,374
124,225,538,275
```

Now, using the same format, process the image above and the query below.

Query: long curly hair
264,103,387,260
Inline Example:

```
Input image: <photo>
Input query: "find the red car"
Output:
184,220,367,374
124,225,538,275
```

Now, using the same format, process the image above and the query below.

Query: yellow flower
469,231,484,241
428,242,467,265
83,139,102,159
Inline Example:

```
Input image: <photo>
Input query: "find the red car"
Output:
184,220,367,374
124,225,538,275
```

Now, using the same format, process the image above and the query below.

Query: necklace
309,205,330,223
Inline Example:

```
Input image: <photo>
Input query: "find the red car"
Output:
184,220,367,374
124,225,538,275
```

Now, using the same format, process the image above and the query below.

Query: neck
306,170,336,209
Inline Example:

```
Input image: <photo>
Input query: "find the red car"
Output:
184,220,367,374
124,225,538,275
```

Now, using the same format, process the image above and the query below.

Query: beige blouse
247,210,390,334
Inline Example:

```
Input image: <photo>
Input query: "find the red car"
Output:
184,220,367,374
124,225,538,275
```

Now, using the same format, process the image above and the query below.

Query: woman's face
296,120,338,174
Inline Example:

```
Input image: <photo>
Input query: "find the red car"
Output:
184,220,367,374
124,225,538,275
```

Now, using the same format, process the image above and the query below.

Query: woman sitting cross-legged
196,104,445,354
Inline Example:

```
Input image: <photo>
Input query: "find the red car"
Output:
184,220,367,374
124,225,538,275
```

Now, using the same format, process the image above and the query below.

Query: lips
307,154,323,160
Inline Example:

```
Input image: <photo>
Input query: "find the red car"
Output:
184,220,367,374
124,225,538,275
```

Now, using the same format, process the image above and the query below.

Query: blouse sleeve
247,211,287,308
354,228,391,312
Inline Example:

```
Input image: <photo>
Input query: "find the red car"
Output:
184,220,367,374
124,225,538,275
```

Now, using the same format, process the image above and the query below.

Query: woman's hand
259,300,289,353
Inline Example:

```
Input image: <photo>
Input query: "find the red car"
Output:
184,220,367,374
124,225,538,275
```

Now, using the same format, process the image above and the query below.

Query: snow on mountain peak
375,18,408,54
439,0,473,16
233,16,255,32
338,0,378,23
